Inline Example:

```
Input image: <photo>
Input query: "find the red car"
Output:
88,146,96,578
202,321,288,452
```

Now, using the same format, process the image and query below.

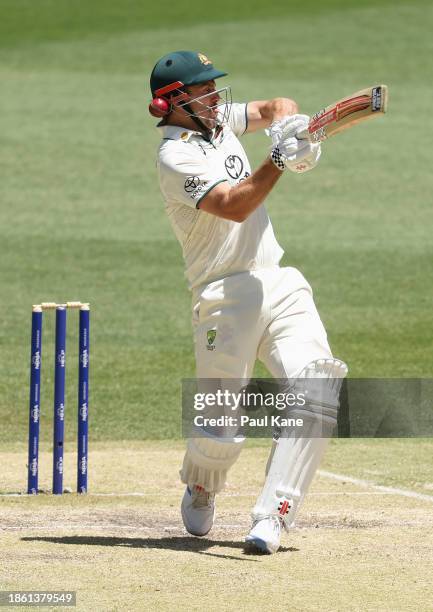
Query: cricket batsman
149,51,348,553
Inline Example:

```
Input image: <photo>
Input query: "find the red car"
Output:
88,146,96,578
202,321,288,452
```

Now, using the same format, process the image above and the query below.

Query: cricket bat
297,85,388,142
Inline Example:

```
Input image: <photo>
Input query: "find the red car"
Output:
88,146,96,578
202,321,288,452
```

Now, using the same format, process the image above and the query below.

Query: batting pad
252,358,348,529
180,432,245,493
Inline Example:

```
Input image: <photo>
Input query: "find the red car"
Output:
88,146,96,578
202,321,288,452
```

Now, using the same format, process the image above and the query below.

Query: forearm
246,97,299,132
202,158,283,223
199,113,312,223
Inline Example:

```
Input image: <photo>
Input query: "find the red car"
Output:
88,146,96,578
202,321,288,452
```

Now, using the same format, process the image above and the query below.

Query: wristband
270,147,286,172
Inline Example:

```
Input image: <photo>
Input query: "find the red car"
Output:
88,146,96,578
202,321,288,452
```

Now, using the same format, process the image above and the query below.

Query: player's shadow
21,536,298,560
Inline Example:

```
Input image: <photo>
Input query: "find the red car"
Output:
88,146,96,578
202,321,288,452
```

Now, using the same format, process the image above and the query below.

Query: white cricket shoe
181,485,216,537
245,515,283,554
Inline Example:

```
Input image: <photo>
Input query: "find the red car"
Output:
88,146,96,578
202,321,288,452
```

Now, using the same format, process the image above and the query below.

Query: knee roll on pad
180,433,245,493
253,358,348,529
288,358,348,437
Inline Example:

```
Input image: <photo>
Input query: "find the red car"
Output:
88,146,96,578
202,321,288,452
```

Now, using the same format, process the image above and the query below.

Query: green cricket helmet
150,50,227,97
148,51,231,133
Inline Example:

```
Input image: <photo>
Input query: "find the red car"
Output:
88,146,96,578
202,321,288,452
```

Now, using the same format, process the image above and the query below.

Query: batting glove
285,142,321,173
267,114,310,143
267,114,320,172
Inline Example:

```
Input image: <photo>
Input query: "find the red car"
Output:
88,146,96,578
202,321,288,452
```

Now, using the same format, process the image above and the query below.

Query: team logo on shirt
225,155,244,179
207,329,217,351
184,176,208,200
184,176,200,193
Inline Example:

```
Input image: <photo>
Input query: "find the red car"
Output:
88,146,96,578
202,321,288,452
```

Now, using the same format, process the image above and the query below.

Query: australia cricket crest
207,329,217,351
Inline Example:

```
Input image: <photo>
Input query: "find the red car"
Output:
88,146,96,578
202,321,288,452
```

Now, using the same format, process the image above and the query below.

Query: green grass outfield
1,0,432,446
1,3,433,611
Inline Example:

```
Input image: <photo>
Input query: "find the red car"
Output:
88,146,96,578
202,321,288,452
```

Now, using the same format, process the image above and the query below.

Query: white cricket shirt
157,103,284,289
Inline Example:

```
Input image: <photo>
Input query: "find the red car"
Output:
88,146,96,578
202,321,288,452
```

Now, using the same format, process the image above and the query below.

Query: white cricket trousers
180,266,333,493
192,266,331,379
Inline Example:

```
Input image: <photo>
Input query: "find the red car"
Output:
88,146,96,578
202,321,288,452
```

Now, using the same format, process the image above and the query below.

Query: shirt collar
159,125,201,142
159,124,225,143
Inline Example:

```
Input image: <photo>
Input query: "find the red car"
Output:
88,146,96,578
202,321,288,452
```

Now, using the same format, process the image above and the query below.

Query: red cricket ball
149,98,170,118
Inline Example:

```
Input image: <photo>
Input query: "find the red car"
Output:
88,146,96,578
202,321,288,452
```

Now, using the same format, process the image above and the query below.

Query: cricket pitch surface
1,441,433,611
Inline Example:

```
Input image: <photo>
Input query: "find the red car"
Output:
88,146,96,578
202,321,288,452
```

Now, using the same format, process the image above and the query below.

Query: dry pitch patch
1,442,433,611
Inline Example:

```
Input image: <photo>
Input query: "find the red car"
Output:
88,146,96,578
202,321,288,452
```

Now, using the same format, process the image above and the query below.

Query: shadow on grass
21,536,298,560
